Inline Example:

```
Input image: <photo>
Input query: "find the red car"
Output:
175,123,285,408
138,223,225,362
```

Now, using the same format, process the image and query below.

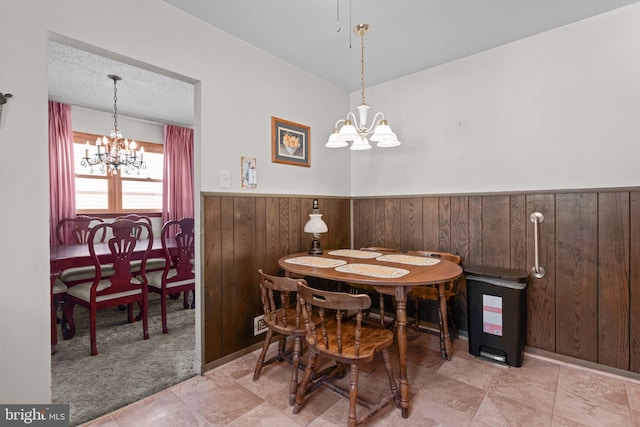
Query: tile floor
81,331,640,426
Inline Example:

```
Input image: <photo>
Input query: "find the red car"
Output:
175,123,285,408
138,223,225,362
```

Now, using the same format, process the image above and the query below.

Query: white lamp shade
370,123,393,141
337,123,358,142
325,131,348,148
304,213,328,234
376,133,401,148
350,136,372,151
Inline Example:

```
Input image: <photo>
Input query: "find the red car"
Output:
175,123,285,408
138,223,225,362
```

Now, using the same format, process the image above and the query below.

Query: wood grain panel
450,196,469,261
482,195,511,268
422,197,439,251
265,198,280,275
255,196,268,279
279,198,290,258
287,198,301,255
233,197,258,350
597,192,629,369
555,193,598,362
450,196,469,331
384,199,401,250
202,196,223,362
334,198,351,249
401,198,423,251
220,197,236,355
631,192,640,372
468,196,483,267
438,197,451,252
355,199,376,248
526,194,556,352
510,195,527,270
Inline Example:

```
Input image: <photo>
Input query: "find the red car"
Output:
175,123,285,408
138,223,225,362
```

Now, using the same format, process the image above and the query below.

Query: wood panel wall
201,194,350,364
353,190,640,373
201,189,640,374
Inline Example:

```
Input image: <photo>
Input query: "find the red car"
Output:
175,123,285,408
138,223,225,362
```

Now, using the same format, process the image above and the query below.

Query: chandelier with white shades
81,74,146,175
325,24,401,150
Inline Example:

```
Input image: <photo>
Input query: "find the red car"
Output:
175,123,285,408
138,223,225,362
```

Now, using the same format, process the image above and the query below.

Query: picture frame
241,156,257,190
271,116,310,167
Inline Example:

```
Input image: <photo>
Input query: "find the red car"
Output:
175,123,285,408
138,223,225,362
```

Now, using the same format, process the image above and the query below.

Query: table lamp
304,199,328,255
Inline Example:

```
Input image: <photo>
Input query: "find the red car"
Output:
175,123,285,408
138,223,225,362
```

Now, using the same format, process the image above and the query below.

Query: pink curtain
49,101,76,246
163,124,194,223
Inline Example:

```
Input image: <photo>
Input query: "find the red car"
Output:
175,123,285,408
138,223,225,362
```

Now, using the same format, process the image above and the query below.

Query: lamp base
308,239,323,255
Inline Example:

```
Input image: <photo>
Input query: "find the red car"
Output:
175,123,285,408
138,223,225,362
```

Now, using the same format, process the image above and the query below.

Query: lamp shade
325,129,349,148
350,136,372,151
337,120,358,142
370,121,393,141
304,213,328,234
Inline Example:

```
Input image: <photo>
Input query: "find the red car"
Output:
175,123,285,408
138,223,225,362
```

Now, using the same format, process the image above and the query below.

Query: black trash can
466,266,528,367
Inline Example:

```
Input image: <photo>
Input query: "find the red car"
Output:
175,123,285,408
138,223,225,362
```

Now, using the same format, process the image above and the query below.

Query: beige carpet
51,292,196,426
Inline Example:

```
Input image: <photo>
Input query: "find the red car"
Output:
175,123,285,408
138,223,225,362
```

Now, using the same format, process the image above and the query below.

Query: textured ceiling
47,41,195,128
47,0,639,128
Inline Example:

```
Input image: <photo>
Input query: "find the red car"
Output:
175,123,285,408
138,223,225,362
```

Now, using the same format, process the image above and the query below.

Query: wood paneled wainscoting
201,194,350,368
201,190,640,376
353,190,640,374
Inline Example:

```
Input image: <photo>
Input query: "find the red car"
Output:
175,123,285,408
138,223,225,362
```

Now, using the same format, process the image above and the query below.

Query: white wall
0,0,349,404
351,3,640,196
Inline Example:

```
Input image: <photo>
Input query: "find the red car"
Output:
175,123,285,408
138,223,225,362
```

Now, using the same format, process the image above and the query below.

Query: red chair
56,216,113,284
56,215,107,246
50,271,66,354
146,218,195,334
115,215,165,273
63,218,153,356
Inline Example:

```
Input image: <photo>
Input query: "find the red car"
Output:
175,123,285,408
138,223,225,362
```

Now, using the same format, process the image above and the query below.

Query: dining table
278,248,463,419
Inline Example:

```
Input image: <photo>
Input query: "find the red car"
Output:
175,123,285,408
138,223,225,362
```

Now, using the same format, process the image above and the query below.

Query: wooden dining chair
253,270,307,406
115,215,165,273
50,271,67,354
406,250,462,358
347,247,400,327
294,282,398,427
56,215,114,284
146,217,195,334
62,218,153,356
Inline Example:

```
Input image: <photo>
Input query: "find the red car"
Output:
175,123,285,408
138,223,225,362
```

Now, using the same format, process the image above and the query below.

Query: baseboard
201,342,264,373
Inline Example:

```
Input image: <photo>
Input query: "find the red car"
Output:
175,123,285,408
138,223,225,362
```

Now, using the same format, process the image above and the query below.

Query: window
73,131,163,213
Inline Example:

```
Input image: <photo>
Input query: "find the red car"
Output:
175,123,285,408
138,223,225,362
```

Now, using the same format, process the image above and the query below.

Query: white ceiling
48,0,639,128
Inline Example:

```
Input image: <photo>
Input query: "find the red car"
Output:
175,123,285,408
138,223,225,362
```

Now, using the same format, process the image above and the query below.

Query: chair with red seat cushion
62,218,153,356
146,217,195,334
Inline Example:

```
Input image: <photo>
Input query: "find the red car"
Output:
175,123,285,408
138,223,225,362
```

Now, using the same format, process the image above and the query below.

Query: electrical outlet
253,314,267,335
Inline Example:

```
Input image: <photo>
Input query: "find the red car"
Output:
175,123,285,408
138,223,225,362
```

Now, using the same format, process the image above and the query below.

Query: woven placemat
377,254,440,266
284,256,347,268
335,263,409,278
327,249,382,258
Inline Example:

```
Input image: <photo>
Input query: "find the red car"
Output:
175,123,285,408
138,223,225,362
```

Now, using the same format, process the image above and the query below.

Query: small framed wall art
241,156,257,190
271,116,310,167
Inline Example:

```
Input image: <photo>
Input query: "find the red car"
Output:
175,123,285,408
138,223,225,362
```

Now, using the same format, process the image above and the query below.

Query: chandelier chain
112,79,119,132
360,27,366,105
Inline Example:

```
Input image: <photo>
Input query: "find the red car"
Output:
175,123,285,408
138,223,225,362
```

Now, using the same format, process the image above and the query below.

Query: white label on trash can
482,294,503,336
